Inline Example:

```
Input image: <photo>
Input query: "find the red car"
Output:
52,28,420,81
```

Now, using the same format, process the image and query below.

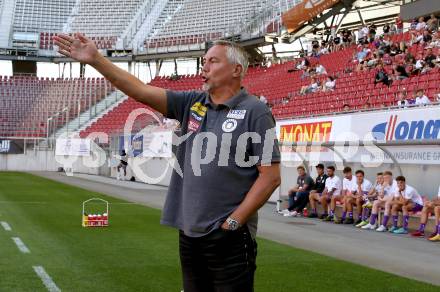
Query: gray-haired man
54,35,281,291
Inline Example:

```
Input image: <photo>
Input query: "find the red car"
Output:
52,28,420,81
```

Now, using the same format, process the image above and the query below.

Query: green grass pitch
0,172,438,291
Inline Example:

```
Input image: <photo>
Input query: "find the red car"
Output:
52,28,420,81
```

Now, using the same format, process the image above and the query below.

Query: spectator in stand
308,164,328,218
374,63,392,86
411,185,440,238
311,39,321,57
414,30,430,44
343,104,350,112
369,23,377,42
382,53,393,65
367,51,381,68
389,43,402,56
405,91,417,105
299,77,319,95
422,30,433,44
322,76,336,92
412,53,425,75
393,63,409,80
404,48,416,63
281,166,314,217
342,29,351,47
358,25,369,44
396,17,404,34
427,14,439,32
415,89,431,105
332,34,342,51
320,41,329,55
390,22,397,35
291,58,310,72
410,18,418,30
416,16,427,31
355,43,371,63
432,31,440,47
315,63,327,75
396,91,409,108
383,23,391,35
424,47,436,68
301,65,314,79
389,176,424,234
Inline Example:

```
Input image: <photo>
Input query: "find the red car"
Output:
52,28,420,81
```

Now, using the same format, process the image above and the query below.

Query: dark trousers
288,191,310,212
179,226,257,292
288,191,297,209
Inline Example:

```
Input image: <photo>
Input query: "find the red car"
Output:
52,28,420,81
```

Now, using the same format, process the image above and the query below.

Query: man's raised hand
53,33,100,65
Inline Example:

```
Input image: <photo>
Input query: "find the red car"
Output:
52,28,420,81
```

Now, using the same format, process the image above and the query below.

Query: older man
54,34,281,292
281,166,314,217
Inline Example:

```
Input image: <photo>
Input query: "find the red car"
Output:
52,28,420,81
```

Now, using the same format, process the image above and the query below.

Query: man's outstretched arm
54,33,167,115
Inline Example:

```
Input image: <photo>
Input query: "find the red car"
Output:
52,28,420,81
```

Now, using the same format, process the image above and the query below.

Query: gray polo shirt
161,88,281,238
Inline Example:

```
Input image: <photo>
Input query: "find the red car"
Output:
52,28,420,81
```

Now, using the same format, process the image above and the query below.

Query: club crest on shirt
187,102,207,132
188,118,201,132
222,119,238,133
190,102,207,117
226,109,246,120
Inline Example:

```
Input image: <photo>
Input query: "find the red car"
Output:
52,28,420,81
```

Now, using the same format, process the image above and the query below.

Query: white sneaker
376,225,388,232
284,211,298,217
278,209,290,215
361,223,377,230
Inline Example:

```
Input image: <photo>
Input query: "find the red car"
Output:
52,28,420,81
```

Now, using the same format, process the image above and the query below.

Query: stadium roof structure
0,0,405,62
274,0,402,44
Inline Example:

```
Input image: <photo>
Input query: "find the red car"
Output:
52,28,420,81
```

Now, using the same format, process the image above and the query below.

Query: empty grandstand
0,76,114,138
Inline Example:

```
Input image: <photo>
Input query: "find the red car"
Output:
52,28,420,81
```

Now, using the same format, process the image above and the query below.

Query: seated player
322,166,342,221
428,204,440,242
412,185,440,238
308,163,328,218
362,171,397,230
356,172,384,227
327,166,354,222
281,166,314,217
338,170,372,225
390,176,424,234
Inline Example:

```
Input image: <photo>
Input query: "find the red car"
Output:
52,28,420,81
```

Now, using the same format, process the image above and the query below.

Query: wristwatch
225,217,242,231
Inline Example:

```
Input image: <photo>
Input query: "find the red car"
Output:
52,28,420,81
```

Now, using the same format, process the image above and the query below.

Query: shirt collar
203,88,249,109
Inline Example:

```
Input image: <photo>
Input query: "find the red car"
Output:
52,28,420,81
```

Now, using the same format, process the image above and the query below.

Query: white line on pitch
0,201,48,204
1,221,11,231
11,237,30,253
33,266,61,292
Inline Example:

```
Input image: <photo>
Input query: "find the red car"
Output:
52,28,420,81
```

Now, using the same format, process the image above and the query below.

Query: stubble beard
202,83,212,92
